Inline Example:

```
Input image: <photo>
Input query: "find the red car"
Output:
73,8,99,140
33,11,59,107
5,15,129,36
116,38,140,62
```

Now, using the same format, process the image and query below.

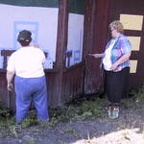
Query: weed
0,85,144,130
130,86,144,102
65,126,79,137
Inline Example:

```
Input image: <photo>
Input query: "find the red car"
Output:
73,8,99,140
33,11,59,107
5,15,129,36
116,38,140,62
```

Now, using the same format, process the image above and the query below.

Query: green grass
121,86,144,109
0,85,144,128
0,95,106,128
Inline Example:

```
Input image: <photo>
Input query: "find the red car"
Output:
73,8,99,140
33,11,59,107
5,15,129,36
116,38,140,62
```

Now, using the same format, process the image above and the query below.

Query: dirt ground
0,100,144,144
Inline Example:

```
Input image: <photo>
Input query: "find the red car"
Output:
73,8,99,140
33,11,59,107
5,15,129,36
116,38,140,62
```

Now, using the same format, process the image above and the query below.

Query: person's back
9,46,45,78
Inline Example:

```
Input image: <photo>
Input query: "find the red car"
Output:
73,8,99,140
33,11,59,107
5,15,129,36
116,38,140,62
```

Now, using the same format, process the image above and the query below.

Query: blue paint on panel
74,50,80,64
13,21,38,49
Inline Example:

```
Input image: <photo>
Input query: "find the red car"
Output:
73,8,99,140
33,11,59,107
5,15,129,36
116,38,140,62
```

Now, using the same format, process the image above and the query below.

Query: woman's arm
88,53,105,58
111,52,131,71
6,70,15,91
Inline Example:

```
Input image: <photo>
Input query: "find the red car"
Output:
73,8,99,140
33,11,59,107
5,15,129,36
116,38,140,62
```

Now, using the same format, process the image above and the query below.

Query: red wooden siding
62,64,84,102
83,0,111,94
110,0,144,89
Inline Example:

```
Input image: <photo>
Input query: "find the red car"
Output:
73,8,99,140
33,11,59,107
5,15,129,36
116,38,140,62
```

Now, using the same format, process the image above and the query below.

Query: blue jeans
14,76,49,124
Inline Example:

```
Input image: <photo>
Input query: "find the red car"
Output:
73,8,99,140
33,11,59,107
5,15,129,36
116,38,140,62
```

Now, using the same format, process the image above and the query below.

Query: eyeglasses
111,29,115,32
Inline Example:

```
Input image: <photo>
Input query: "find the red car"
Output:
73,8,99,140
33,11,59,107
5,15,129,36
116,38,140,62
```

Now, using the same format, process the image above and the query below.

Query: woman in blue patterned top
89,20,131,119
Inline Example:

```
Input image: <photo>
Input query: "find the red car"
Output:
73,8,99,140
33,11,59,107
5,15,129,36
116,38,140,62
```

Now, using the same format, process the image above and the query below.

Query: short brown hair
17,30,32,46
109,20,124,34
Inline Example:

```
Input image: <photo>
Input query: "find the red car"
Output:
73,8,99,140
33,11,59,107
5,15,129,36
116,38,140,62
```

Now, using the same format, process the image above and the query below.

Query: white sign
0,4,58,68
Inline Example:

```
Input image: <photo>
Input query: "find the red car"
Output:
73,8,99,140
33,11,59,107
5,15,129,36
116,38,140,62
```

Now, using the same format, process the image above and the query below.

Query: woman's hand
88,54,101,58
111,52,131,71
7,83,13,91
111,62,119,71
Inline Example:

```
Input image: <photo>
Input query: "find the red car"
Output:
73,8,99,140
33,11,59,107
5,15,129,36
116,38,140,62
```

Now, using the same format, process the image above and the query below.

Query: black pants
104,67,130,104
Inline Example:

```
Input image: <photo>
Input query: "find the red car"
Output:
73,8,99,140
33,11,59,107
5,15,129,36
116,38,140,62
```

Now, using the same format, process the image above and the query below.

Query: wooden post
83,0,111,94
50,0,69,106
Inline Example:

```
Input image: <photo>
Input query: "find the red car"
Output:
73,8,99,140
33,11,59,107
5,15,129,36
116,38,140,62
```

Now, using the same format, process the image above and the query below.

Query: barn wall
0,0,111,109
83,0,111,94
59,0,85,104
62,64,84,102
0,0,65,108
110,0,144,89
2,0,144,109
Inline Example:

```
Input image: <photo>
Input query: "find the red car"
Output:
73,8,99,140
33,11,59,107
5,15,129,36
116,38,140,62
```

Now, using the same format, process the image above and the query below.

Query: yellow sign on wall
120,14,143,31
128,36,141,51
130,60,138,73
